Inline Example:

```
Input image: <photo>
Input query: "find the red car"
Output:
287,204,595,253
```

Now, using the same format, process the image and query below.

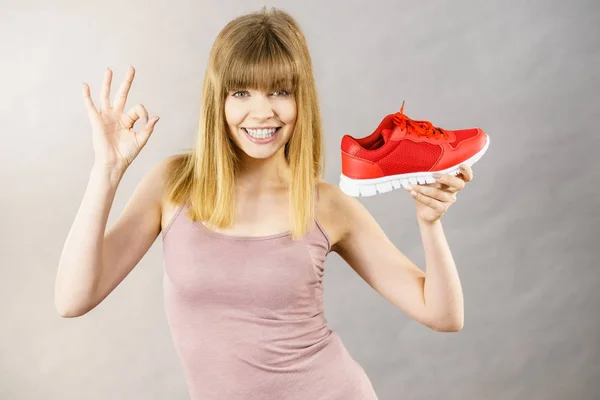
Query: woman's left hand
405,164,474,224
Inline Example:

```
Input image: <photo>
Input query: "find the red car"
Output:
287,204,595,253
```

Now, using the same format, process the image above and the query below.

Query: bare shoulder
316,180,356,252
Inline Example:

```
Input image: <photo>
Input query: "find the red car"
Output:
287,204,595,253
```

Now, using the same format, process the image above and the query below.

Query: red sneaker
339,102,490,197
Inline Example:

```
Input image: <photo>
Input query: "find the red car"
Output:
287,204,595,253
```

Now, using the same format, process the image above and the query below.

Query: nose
249,94,275,121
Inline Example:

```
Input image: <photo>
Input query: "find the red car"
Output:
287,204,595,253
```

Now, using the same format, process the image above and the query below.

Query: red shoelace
392,101,449,140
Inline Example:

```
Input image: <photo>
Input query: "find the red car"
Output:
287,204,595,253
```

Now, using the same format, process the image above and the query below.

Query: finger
113,65,135,112
123,104,149,129
458,164,473,182
82,83,100,119
101,67,112,112
407,184,454,203
434,174,465,193
410,189,446,211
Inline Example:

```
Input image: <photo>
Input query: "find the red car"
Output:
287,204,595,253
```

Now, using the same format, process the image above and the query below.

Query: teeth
245,127,278,138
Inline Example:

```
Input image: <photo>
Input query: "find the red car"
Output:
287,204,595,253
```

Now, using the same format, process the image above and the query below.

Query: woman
56,7,472,400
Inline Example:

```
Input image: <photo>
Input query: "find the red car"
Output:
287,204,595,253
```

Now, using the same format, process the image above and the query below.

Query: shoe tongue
381,128,393,143
382,125,405,143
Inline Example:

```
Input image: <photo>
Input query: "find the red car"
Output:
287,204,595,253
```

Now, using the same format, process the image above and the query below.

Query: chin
238,144,285,160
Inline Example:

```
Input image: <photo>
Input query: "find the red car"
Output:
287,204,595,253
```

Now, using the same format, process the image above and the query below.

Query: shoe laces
392,101,449,140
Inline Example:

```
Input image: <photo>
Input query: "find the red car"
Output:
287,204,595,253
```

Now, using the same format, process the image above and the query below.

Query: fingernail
432,173,441,179
405,184,413,190
143,116,148,124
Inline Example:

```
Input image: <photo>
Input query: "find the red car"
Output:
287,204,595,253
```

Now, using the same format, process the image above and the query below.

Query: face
224,88,296,160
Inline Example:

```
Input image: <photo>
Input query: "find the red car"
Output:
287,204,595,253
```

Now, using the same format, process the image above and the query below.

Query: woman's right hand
82,65,159,171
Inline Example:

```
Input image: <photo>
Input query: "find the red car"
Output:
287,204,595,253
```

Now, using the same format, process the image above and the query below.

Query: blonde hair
163,7,326,240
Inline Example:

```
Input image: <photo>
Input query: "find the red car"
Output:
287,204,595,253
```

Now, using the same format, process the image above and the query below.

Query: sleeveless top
161,187,378,400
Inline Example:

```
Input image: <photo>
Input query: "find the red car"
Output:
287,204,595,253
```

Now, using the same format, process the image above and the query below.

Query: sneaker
339,102,490,197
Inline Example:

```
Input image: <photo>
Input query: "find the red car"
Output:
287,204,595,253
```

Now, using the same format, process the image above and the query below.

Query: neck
235,150,291,192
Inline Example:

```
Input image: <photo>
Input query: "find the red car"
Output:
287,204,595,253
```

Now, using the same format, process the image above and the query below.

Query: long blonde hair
163,7,326,240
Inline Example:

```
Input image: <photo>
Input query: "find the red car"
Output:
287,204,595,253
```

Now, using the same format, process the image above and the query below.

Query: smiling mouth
243,127,281,135
242,127,281,142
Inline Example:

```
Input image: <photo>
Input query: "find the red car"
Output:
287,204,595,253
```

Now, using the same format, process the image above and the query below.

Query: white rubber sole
339,135,490,197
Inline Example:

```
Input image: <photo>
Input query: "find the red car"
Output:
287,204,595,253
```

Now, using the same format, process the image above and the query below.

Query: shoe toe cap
434,128,487,170
452,128,487,152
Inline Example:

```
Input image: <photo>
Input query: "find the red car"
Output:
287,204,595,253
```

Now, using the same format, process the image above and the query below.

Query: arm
54,164,125,317
417,219,463,331
54,157,171,317
330,187,463,332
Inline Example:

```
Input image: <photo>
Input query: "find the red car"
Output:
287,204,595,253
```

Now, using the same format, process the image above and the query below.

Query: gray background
1,0,599,399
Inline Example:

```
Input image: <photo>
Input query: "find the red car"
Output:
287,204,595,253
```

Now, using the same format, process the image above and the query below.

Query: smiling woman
56,3,470,399
153,6,380,400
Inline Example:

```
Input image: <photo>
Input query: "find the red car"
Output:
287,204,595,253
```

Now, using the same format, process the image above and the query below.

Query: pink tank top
161,187,378,400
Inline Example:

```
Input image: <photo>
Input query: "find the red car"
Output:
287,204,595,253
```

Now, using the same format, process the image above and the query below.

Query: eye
273,89,291,96
232,90,249,98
